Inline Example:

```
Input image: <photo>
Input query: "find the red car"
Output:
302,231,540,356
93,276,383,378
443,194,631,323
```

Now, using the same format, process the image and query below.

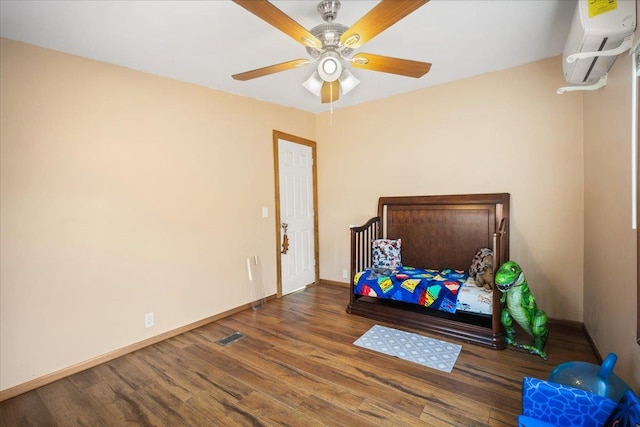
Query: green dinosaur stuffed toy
495,261,549,360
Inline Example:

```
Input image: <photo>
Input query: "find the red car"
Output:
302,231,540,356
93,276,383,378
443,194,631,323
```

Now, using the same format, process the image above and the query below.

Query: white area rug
353,324,462,373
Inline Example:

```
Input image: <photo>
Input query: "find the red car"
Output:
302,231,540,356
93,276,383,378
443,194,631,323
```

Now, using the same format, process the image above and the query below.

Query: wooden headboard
378,193,510,271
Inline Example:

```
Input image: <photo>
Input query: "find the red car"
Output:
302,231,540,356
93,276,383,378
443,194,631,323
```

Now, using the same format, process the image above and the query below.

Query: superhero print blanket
353,266,467,313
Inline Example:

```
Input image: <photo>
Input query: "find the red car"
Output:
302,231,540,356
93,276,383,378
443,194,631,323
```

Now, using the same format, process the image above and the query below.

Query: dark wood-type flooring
0,284,597,426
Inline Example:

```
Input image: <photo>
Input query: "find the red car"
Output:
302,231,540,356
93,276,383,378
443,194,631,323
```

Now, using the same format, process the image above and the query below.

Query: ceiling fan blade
340,0,429,49
351,53,431,78
233,0,322,49
232,59,310,81
321,80,339,104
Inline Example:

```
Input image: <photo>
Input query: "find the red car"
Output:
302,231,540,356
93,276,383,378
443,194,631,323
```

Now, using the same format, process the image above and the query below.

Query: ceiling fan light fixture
338,69,360,95
302,71,323,96
318,53,342,82
322,58,338,74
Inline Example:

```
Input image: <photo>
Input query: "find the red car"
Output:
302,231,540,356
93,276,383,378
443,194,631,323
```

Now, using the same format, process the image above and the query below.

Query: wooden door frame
636,60,640,346
273,130,320,298
635,46,640,346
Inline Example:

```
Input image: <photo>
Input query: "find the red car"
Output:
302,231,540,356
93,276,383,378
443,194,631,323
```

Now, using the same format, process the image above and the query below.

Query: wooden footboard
346,193,509,350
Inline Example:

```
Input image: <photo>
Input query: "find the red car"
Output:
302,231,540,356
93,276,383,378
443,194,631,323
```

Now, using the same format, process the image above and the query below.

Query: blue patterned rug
353,325,462,373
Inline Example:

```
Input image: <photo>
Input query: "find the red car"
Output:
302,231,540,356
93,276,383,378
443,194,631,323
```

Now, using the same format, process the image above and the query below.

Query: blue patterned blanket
353,266,468,313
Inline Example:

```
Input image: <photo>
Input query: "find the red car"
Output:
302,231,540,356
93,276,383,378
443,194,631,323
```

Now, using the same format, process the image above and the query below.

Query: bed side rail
350,217,381,287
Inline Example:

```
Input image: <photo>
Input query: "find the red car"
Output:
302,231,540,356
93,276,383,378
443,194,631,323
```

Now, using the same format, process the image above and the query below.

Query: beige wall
316,57,585,324
0,38,315,391
583,0,640,392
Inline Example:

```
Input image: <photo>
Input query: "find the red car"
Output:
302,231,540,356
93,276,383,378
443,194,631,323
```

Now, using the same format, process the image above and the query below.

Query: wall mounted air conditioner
562,0,636,86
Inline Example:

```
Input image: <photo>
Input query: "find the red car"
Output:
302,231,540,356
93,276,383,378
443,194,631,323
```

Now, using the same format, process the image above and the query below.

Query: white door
278,138,316,295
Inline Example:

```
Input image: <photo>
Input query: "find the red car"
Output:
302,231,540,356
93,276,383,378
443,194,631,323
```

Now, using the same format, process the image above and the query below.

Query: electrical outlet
144,312,154,328
342,269,349,279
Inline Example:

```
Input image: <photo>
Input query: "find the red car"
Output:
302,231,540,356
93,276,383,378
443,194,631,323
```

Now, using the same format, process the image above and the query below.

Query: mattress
455,277,493,315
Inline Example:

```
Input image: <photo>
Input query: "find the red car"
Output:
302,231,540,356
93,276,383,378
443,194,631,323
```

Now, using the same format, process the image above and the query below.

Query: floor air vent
216,332,245,346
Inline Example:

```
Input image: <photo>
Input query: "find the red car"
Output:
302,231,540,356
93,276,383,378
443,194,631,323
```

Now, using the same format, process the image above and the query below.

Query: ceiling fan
232,0,432,104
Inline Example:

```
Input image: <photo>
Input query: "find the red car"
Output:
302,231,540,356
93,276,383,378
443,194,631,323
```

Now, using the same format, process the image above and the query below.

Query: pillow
372,238,402,269
604,389,640,427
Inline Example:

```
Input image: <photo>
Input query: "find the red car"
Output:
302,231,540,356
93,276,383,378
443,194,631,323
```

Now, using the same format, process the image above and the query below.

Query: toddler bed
347,193,509,349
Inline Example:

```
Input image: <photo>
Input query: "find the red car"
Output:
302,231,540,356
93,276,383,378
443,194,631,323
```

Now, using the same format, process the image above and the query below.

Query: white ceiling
0,0,576,113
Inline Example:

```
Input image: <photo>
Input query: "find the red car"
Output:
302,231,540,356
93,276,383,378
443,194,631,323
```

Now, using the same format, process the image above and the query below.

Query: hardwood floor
0,284,597,426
